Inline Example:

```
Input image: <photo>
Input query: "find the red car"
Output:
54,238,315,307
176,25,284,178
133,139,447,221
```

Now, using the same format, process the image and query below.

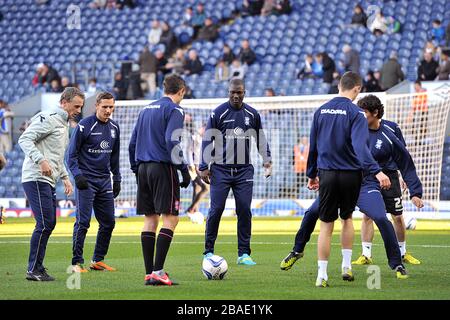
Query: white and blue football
202,255,228,280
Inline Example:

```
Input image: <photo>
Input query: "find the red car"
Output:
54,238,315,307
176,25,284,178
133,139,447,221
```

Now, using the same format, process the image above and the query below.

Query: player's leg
358,190,407,278
90,178,116,271
280,198,320,270
23,181,57,281
204,165,231,256
391,213,420,264
71,183,95,272
352,214,375,265
233,165,255,265
337,170,362,281
149,163,181,286
316,170,340,287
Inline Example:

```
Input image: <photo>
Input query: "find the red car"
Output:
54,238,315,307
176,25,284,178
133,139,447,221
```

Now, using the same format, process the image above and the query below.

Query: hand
39,160,53,177
411,196,424,209
307,177,319,191
375,172,391,190
0,153,6,171
74,175,89,190
263,162,272,178
188,165,198,180
63,178,73,196
113,181,121,198
200,169,211,184
180,167,192,188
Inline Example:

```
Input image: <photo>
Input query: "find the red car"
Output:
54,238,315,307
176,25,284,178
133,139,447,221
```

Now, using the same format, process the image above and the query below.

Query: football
405,215,417,230
202,255,228,280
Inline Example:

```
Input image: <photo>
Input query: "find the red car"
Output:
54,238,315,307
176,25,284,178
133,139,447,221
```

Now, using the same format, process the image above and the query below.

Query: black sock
154,228,174,271
141,231,156,275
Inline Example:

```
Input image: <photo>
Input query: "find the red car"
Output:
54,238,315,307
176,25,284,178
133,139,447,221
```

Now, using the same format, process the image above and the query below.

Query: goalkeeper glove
179,167,192,188
113,181,121,198
74,175,89,190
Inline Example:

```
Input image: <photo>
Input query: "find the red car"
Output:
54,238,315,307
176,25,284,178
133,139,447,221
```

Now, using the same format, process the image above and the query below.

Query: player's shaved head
229,79,245,109
229,78,245,89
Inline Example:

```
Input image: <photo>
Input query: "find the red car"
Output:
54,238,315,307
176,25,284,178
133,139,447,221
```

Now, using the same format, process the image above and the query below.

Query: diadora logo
321,109,347,115
234,127,244,135
375,139,383,149
100,140,110,149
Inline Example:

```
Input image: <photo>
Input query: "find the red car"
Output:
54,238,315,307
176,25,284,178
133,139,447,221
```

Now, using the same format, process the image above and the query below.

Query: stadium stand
0,0,449,200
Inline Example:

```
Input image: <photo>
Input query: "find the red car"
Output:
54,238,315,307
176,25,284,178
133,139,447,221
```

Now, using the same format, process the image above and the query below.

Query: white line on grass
0,240,449,248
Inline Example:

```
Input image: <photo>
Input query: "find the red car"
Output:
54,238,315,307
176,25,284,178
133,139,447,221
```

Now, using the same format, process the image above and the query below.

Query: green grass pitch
1,217,450,300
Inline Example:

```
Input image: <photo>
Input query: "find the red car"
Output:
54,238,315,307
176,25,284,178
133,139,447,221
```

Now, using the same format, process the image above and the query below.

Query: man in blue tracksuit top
199,78,272,265
68,92,121,273
305,72,391,287
280,94,422,280
354,115,422,265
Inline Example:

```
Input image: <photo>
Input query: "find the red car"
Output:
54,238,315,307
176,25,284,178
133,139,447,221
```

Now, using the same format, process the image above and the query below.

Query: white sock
152,269,164,276
317,260,328,280
398,242,406,256
362,242,372,258
341,249,352,270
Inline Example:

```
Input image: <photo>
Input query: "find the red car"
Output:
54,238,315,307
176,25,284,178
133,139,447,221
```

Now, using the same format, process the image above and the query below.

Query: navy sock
154,228,174,271
141,232,156,274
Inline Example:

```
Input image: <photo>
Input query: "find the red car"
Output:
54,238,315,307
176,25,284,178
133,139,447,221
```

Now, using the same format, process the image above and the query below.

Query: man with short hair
129,74,191,286
19,87,84,281
200,78,272,265
68,91,121,273
306,71,390,287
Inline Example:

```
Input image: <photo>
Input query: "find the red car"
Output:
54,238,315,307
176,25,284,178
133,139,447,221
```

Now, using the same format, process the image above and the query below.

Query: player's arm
199,112,218,184
166,107,190,188
351,112,390,189
68,122,89,190
391,135,423,202
128,119,138,174
18,113,53,176
306,112,319,190
394,124,407,146
255,112,272,177
111,125,121,182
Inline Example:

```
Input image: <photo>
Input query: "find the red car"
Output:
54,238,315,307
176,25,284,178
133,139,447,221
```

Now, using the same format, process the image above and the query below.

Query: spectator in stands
215,59,230,82
424,41,440,61
385,16,401,35
273,0,291,15
431,19,445,46
49,79,62,93
40,63,61,87
363,70,382,92
297,54,317,79
222,44,235,65
437,50,450,81
32,63,45,87
417,51,439,81
184,85,195,99
166,48,186,75
87,78,98,93
89,0,114,9
264,88,276,97
351,4,367,27
155,49,169,86
241,0,264,17
115,0,135,9
0,152,6,171
192,3,207,38
159,21,178,57
238,39,257,66
328,72,341,94
261,0,275,16
368,12,388,36
138,46,157,96
0,100,14,154
61,77,76,90
407,80,428,142
315,52,335,84
342,44,360,75
183,7,193,25
229,59,246,80
113,72,126,100
148,20,163,46
183,49,203,76
380,51,404,90
197,17,219,42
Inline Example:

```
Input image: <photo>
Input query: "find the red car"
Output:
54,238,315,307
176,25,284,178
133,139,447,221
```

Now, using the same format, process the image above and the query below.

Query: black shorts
318,169,362,222
136,162,180,216
381,171,403,216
